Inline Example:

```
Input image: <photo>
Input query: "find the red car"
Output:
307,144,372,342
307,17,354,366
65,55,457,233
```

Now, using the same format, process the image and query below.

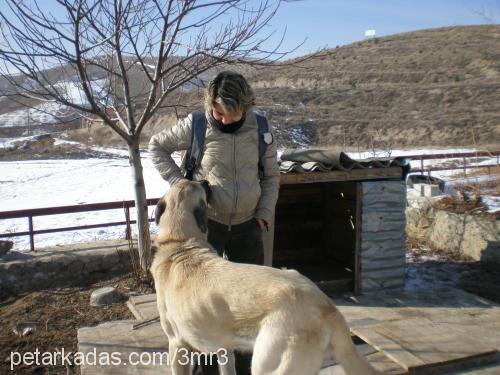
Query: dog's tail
327,310,381,375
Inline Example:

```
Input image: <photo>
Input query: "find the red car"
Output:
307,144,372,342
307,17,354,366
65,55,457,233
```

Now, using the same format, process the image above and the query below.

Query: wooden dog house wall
270,167,407,295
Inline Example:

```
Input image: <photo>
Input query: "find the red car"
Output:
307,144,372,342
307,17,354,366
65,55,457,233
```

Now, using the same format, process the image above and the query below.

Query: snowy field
0,146,176,250
0,142,498,252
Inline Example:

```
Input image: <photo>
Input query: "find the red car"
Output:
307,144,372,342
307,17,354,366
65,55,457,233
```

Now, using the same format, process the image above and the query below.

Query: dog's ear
200,180,211,202
193,201,208,233
155,198,166,225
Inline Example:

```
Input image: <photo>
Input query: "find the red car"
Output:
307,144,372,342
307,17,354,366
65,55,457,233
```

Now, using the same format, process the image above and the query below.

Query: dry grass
432,180,499,217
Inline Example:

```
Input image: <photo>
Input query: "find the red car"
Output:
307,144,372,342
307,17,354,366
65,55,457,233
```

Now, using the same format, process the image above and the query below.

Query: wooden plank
352,326,426,370
78,320,170,375
127,294,159,321
319,343,407,374
279,167,403,185
410,351,500,375
352,317,498,372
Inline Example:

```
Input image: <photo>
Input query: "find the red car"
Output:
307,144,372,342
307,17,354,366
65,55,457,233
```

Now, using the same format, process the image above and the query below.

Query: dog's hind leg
251,324,325,375
217,349,236,375
168,339,192,375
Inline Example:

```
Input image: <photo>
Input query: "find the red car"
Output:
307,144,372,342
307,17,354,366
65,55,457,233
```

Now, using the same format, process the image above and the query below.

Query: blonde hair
204,71,255,114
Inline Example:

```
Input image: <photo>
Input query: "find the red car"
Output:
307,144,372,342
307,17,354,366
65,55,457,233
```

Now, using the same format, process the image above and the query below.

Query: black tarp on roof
279,148,410,177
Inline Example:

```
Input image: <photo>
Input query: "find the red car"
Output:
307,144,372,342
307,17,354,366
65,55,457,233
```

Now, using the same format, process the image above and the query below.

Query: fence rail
0,198,160,252
405,151,500,175
1,151,499,252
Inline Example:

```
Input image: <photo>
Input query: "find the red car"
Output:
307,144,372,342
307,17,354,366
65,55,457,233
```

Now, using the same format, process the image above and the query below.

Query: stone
428,210,500,263
90,286,123,306
0,240,13,256
461,215,500,263
406,206,435,241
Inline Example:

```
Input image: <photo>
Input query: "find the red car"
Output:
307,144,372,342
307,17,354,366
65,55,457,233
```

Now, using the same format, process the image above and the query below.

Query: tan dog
151,180,380,375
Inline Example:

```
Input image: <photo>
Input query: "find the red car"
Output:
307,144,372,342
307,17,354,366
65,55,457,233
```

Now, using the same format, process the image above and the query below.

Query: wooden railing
0,198,160,252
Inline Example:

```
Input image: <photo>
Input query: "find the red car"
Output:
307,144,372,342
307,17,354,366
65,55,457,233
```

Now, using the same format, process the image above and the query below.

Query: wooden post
28,216,35,252
124,206,131,240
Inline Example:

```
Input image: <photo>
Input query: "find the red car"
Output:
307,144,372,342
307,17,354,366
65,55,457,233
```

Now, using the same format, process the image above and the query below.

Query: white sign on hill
365,29,376,38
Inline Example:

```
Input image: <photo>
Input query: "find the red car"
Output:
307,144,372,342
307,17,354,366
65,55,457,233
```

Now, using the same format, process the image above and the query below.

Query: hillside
249,25,500,149
1,25,499,150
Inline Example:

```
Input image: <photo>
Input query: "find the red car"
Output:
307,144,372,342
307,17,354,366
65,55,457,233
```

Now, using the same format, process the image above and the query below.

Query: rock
0,240,13,256
90,286,122,306
428,210,500,263
428,211,465,253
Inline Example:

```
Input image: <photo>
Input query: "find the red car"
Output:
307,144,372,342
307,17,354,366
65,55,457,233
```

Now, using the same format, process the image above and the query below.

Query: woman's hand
256,218,268,231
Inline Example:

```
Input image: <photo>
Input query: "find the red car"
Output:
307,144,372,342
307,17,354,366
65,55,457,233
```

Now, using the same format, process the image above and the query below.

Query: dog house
264,150,409,295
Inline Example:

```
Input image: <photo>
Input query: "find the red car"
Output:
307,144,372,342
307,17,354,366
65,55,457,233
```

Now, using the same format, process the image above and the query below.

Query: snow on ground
0,102,66,127
0,150,182,251
0,78,108,128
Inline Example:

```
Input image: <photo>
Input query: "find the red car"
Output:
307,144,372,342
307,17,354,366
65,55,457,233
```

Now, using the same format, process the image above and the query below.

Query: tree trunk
128,138,151,273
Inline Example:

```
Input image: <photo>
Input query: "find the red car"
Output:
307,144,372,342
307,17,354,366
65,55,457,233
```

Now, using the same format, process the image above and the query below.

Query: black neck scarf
207,111,246,133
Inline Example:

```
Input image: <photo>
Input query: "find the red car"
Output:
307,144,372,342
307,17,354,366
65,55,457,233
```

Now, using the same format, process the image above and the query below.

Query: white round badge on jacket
263,132,273,145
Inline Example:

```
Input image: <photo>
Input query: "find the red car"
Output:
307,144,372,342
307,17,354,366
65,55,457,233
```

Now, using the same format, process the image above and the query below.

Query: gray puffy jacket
149,111,280,226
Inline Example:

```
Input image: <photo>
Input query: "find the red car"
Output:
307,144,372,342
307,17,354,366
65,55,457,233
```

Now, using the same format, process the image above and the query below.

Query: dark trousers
193,218,264,375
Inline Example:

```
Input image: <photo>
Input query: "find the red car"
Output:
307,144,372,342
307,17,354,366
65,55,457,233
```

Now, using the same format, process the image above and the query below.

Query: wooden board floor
335,287,500,374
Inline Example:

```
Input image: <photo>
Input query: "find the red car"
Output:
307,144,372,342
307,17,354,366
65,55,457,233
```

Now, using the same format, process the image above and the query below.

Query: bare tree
0,0,292,273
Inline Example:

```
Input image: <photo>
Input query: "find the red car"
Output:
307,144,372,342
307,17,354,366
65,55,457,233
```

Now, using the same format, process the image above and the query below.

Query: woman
149,70,280,374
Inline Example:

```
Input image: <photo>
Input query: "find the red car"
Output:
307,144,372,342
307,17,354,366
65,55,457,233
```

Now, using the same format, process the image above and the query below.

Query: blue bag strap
255,112,269,161
185,112,206,180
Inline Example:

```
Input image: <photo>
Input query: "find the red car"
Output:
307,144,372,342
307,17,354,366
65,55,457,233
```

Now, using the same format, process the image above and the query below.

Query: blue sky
269,0,498,56
0,0,497,64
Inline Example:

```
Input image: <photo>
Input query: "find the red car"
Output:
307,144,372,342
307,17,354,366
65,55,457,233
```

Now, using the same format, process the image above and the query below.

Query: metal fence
405,150,500,176
1,151,498,251
0,198,160,252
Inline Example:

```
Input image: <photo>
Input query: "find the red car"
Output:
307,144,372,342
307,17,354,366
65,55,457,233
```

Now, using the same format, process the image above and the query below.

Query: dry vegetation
0,273,153,374
250,25,500,150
